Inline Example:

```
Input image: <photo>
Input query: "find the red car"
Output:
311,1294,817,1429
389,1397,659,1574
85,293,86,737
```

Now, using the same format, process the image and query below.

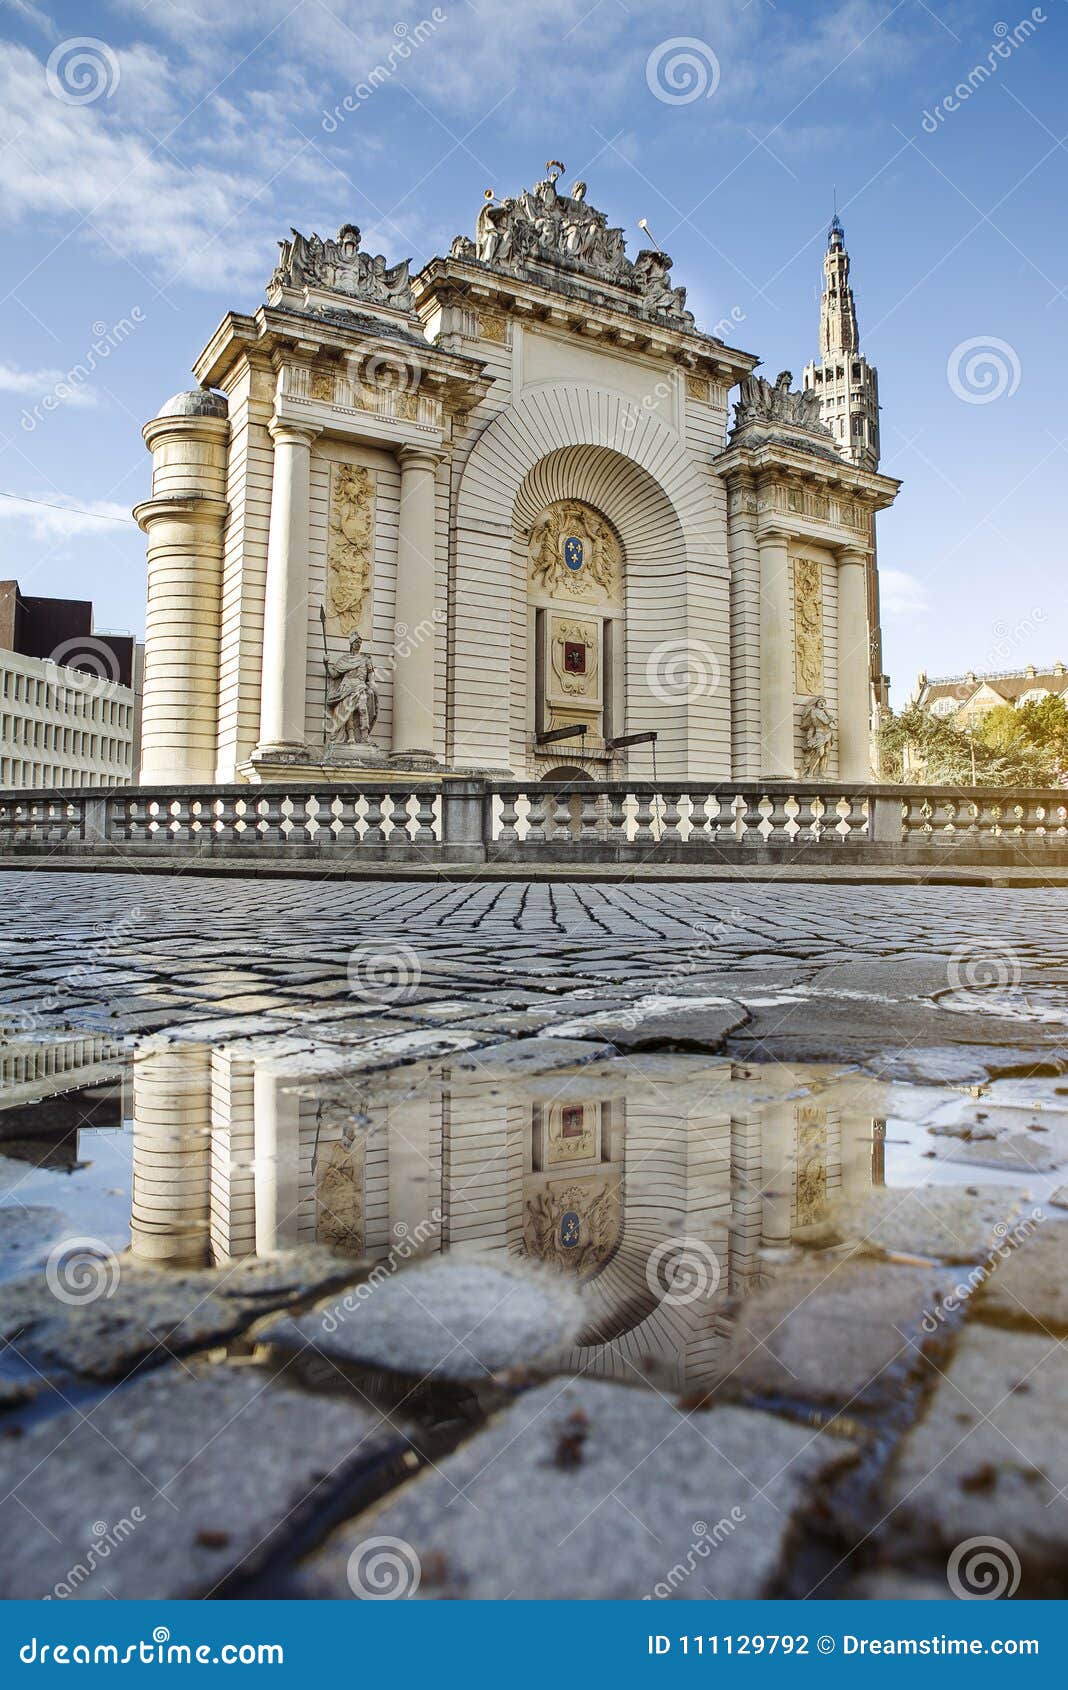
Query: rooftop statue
734,369,830,434
450,162,695,327
272,224,414,313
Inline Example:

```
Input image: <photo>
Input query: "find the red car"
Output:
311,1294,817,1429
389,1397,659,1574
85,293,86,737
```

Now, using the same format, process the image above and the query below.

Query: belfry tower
803,214,887,707
803,214,880,469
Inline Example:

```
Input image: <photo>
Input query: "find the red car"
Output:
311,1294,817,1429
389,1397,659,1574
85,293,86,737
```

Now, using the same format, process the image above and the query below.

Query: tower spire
820,210,859,360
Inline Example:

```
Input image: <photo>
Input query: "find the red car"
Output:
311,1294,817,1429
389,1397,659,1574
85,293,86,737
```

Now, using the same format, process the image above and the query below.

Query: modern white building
0,649,137,789
136,166,900,789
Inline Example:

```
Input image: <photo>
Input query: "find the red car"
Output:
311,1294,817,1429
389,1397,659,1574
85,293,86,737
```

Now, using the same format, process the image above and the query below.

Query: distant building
913,663,1068,723
0,579,142,790
803,214,887,711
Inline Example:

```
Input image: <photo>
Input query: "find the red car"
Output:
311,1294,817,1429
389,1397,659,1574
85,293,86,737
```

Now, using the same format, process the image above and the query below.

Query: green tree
876,705,1052,786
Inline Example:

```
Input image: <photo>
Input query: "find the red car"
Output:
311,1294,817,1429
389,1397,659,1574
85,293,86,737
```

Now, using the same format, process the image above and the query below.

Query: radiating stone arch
451,382,730,775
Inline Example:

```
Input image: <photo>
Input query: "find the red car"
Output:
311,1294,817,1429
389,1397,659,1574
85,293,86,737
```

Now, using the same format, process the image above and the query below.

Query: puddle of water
2,1038,1066,1389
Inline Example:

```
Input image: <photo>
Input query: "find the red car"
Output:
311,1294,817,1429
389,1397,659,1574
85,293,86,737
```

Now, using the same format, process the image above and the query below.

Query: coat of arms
528,500,621,600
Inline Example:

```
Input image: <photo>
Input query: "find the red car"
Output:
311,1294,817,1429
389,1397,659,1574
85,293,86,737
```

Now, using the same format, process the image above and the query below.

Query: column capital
268,418,321,447
397,444,445,474
758,523,792,544
836,544,868,568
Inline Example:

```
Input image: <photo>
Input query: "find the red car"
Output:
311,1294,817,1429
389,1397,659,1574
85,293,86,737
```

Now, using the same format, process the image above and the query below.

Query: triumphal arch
135,163,899,786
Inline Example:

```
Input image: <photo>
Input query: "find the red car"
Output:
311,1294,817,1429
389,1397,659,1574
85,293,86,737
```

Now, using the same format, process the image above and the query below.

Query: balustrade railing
1,779,1066,865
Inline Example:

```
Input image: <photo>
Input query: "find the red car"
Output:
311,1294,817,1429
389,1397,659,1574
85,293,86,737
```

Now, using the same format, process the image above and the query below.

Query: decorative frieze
479,312,508,343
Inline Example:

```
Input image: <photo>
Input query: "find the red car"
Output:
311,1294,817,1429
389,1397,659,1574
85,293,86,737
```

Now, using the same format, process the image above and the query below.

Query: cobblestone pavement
2,869,1068,1601
1,870,1066,1082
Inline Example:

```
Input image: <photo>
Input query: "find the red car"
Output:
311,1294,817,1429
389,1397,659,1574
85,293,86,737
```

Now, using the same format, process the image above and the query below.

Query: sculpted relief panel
793,556,824,695
528,499,622,604
327,462,375,639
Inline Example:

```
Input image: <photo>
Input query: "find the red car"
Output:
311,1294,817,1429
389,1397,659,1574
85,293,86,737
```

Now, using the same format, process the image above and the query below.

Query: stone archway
449,382,730,779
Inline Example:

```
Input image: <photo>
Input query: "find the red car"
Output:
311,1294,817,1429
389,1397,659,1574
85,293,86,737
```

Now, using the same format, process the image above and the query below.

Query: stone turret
134,389,229,783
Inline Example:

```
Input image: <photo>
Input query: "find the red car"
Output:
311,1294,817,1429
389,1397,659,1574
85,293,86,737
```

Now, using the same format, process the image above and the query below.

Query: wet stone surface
0,1363,408,1599
1,870,1068,1600
296,1379,856,1602
879,1324,1068,1584
0,1248,361,1382
720,1258,964,1415
267,1257,586,1383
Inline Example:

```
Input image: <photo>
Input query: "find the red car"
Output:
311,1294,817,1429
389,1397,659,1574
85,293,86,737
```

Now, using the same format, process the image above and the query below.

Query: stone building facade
136,166,899,788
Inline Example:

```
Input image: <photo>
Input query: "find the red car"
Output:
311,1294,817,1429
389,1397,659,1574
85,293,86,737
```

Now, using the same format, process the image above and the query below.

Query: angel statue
325,630,379,745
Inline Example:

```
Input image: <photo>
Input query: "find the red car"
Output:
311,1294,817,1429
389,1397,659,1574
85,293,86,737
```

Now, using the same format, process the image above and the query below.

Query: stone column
253,1069,301,1254
134,392,229,785
837,547,872,781
130,1045,212,1267
258,421,320,752
391,446,441,760
758,526,795,778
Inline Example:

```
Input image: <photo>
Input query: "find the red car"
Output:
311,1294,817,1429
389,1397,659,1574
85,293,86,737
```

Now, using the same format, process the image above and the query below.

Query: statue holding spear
320,605,379,745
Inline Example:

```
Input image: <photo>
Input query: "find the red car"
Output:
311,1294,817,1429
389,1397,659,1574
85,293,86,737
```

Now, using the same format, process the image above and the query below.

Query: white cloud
880,568,929,618
0,362,99,409
0,493,134,540
0,42,310,294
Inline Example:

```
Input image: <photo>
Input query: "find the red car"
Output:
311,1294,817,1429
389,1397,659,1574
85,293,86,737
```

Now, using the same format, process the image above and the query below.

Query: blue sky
1,0,1065,704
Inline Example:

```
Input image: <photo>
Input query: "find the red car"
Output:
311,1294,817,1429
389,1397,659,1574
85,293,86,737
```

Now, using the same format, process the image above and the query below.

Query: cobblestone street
2,868,1068,1601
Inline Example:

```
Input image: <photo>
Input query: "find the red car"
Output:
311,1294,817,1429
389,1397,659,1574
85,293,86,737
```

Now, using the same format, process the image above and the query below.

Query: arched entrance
450,382,728,778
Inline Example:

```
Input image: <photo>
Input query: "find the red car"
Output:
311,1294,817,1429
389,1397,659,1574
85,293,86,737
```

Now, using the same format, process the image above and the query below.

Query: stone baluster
497,791,520,844
633,790,655,842
579,788,603,841
605,790,628,840
412,790,438,844
388,793,415,845
524,790,548,844
549,792,575,843
363,792,389,846
763,790,792,844
659,790,682,843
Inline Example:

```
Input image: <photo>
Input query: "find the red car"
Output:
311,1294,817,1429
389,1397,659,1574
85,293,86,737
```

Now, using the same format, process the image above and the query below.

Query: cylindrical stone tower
134,389,229,784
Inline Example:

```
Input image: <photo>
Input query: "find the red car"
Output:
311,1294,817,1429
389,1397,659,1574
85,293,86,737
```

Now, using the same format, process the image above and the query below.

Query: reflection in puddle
3,1038,1067,1391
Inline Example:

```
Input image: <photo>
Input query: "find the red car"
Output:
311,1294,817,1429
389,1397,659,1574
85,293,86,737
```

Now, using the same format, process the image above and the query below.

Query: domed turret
157,388,228,420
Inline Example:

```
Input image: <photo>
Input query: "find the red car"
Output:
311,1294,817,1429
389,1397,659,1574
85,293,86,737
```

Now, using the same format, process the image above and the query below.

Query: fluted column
837,546,872,781
392,446,441,760
758,526,795,778
258,421,320,752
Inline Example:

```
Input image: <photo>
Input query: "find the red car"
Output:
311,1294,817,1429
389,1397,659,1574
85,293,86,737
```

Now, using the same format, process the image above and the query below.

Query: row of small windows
812,363,865,383
0,760,130,788
0,669,131,725
0,716,130,761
